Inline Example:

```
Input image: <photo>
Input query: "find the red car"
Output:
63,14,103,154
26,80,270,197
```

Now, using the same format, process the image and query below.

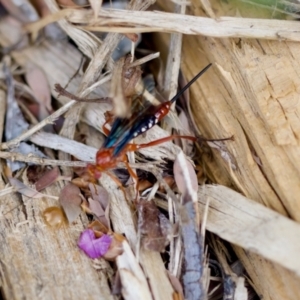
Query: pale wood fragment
157,1,300,299
0,175,115,299
181,4,300,300
100,174,174,300
198,185,300,277
65,9,300,41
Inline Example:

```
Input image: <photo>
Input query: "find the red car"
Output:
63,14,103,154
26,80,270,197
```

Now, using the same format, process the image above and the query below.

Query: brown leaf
138,200,172,252
35,167,61,191
103,232,125,261
59,183,82,223
89,183,109,210
88,220,109,235
26,165,47,184
89,183,110,228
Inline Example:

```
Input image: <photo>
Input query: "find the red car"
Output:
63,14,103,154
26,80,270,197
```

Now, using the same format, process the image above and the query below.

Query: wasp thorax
96,148,114,167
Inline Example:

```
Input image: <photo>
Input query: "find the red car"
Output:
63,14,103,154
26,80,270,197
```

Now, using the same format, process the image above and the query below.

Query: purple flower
78,229,112,259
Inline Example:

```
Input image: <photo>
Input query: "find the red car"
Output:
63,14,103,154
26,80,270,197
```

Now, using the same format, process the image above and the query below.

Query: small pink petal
78,229,112,259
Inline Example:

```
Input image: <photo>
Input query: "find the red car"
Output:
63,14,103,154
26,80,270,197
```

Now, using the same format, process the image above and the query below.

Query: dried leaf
88,198,108,226
25,62,53,126
35,167,61,191
9,177,47,199
43,206,67,227
88,183,110,228
103,232,124,261
138,200,172,252
88,220,109,235
59,183,82,223
89,183,109,209
26,165,47,184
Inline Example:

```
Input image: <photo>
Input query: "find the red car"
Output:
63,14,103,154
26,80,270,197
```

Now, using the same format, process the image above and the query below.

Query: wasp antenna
170,63,212,104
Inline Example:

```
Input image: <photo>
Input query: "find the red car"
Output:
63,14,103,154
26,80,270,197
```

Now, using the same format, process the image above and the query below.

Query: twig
129,52,160,68
55,84,112,103
0,151,87,167
1,100,76,150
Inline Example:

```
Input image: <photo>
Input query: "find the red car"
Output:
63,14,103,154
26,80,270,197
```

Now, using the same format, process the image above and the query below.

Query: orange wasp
87,64,213,184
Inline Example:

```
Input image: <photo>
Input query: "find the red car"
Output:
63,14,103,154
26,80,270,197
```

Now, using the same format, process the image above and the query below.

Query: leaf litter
0,1,269,299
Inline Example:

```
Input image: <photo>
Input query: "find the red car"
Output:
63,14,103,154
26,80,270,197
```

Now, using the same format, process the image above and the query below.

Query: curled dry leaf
103,232,125,261
43,206,67,227
88,220,109,235
9,177,48,199
138,199,172,252
59,183,82,223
